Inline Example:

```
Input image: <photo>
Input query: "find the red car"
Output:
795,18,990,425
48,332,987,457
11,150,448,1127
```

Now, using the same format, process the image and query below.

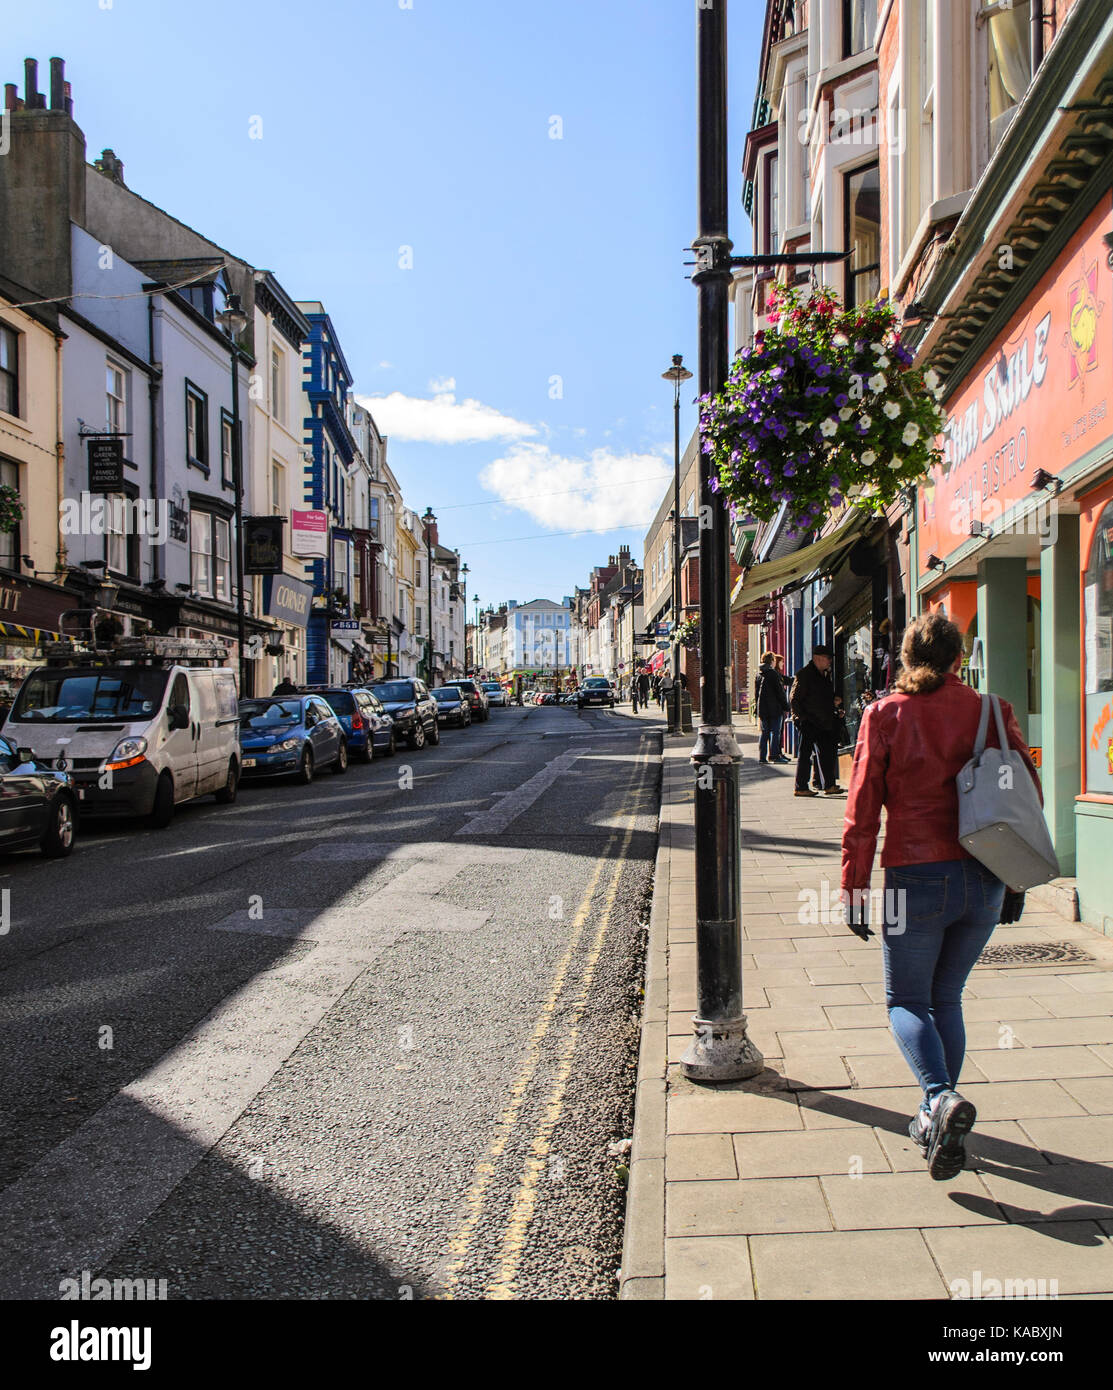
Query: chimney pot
4,83,16,111
49,57,64,111
24,57,44,108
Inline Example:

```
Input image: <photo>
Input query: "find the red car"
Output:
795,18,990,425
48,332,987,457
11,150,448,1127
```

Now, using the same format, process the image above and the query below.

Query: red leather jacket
841,673,1041,894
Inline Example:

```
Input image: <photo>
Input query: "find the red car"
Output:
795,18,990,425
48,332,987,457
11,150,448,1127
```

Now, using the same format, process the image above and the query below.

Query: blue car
297,686,397,762
238,695,348,784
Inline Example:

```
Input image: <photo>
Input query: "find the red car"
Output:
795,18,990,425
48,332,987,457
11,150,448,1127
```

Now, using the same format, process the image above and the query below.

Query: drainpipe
147,293,161,584
1031,0,1044,72
54,329,66,576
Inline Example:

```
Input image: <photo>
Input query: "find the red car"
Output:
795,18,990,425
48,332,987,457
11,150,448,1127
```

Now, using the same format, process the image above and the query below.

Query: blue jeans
759,715,784,760
882,858,1005,1108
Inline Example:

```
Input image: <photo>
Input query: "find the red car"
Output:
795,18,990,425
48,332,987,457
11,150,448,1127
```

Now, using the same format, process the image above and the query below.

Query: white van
2,638,241,827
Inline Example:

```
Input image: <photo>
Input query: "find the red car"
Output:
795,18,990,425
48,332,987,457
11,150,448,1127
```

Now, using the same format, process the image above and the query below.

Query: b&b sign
87,438,124,493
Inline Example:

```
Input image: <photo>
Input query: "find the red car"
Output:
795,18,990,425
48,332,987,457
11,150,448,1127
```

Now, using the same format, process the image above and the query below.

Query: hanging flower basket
699,284,946,533
674,616,700,650
0,485,24,535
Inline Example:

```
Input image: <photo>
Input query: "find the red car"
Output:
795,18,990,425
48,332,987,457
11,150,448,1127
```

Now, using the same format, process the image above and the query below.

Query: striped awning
0,621,61,645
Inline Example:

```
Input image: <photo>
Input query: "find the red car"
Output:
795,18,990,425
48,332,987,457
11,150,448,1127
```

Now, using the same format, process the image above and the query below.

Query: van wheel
41,794,76,858
150,774,175,828
428,720,440,746
332,739,349,774
409,722,426,751
214,759,239,804
298,748,314,785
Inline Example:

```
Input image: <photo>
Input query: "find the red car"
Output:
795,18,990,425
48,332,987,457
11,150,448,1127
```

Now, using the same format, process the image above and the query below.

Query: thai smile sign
918,195,1113,575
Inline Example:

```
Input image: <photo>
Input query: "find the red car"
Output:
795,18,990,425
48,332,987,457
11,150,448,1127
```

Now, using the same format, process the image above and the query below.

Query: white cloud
428,375,456,393
355,385,536,445
479,443,671,533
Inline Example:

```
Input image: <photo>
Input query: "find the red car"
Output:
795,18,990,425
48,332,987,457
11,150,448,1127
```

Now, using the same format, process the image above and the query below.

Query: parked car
368,678,440,749
238,695,348,783
481,681,507,709
442,678,490,722
578,677,616,709
431,686,472,728
3,643,241,827
0,736,78,857
297,685,396,761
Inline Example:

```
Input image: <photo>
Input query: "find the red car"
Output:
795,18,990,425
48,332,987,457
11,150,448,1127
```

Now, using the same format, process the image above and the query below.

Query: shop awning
730,510,871,613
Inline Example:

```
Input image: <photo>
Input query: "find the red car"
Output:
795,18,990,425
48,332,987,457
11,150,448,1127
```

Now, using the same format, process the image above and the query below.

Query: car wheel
214,759,239,804
359,738,374,763
41,794,76,858
384,730,397,757
428,719,440,746
150,773,175,828
298,748,315,784
409,721,426,751
332,739,349,774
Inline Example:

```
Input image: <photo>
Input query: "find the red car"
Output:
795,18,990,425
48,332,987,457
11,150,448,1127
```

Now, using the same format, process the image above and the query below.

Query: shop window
845,163,881,307
837,618,873,748
1083,500,1113,794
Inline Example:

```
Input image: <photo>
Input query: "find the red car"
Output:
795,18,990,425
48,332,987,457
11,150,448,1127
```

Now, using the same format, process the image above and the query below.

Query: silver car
481,681,507,708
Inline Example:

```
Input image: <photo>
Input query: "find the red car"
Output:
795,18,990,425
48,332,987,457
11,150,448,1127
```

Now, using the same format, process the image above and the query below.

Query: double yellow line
441,737,654,1300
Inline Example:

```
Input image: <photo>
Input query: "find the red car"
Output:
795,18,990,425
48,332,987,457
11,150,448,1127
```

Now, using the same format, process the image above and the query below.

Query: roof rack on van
42,636,232,667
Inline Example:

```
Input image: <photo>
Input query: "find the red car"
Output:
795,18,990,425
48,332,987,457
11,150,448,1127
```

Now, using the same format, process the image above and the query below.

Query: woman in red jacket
841,613,1040,1180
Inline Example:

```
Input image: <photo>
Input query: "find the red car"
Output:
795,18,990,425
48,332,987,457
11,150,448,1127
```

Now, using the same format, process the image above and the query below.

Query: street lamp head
215,292,249,340
661,353,693,384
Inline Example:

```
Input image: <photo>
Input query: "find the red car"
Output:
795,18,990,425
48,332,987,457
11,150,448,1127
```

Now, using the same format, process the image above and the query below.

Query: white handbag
956,694,1059,891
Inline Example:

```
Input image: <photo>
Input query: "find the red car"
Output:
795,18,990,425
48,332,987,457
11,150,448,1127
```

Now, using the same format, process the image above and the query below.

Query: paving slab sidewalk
620,723,1113,1301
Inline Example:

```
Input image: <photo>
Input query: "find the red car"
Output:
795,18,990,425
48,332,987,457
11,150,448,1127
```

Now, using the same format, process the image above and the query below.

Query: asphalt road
0,700,662,1301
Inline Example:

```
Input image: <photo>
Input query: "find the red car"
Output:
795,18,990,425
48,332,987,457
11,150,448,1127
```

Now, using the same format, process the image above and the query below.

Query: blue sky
5,0,762,609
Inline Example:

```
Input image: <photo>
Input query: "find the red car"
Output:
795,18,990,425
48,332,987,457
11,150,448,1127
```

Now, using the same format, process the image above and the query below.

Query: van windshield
11,668,170,722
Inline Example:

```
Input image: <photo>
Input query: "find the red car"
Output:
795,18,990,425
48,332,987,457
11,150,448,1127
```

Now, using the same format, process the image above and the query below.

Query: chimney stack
24,57,44,109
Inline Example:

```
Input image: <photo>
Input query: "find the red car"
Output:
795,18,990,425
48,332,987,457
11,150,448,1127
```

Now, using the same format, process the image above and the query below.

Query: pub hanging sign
87,438,124,493
243,516,285,575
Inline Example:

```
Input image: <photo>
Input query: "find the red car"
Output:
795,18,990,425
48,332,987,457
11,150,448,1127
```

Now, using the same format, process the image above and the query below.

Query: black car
431,686,472,728
578,678,615,709
441,678,490,721
0,735,78,857
368,678,440,750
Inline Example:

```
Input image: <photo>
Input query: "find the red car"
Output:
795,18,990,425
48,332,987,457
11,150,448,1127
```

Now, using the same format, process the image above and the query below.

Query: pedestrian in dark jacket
840,612,1040,1180
272,676,298,696
790,645,841,795
755,651,790,764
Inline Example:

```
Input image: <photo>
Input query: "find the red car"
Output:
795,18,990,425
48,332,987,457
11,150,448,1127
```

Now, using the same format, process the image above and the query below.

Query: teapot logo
1065,256,1103,395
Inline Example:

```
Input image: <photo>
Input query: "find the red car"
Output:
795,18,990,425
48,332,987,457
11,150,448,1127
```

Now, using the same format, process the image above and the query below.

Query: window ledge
187,457,210,477
891,192,972,298
0,410,30,435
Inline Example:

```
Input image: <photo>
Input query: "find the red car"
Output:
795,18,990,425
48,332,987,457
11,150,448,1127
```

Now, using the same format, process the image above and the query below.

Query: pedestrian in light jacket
840,612,1041,1181
755,651,790,764
789,645,841,795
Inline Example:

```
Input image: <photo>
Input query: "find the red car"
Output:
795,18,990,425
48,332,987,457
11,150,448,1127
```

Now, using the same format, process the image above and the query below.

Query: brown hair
895,613,963,695
761,650,781,665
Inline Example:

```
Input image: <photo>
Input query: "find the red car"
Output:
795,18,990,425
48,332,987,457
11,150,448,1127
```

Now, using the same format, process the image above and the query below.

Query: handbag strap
973,693,991,757
990,693,1010,753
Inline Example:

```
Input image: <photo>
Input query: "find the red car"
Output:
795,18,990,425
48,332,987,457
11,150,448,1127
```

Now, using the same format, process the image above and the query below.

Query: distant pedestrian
755,651,790,764
841,612,1039,1180
272,676,298,696
658,671,674,709
789,645,841,796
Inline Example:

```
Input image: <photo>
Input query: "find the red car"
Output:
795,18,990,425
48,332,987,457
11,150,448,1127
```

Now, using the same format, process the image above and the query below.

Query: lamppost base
680,1016,765,1083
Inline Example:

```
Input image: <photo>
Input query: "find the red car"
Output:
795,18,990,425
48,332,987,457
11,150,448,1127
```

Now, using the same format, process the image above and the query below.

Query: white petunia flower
882,400,901,419
875,354,890,369
820,417,838,437
889,459,904,470
868,373,887,393
832,332,850,347
871,342,886,353
902,422,920,445
924,368,940,390
859,413,872,429
796,421,809,433
839,407,853,421
861,450,877,466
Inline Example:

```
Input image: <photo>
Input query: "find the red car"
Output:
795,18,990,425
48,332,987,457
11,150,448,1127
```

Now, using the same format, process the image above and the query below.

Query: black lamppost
422,507,436,684
460,560,469,673
662,354,692,732
683,0,764,1082
215,292,249,696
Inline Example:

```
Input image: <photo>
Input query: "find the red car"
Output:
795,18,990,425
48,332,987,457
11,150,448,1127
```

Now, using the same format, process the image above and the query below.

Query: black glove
844,893,875,941
1000,889,1026,924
